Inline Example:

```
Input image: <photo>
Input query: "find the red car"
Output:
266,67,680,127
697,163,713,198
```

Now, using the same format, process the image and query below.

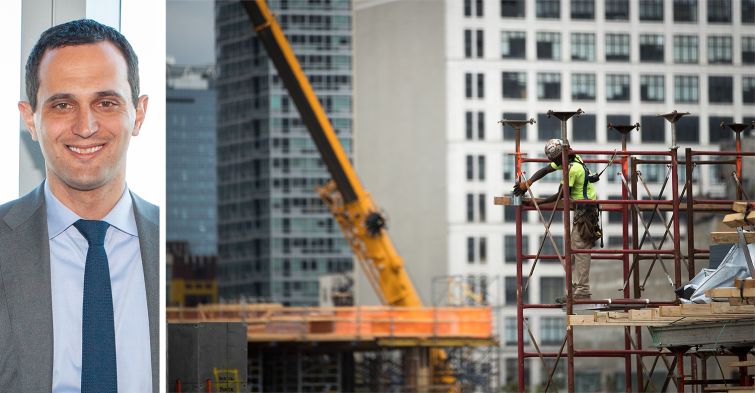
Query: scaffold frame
502,112,754,393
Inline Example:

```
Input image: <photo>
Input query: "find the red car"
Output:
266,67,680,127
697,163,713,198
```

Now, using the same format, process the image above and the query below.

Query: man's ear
132,95,149,136
18,101,38,141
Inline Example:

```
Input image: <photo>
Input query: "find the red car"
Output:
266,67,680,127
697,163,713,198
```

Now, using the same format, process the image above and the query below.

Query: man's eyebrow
43,93,75,104
95,90,126,101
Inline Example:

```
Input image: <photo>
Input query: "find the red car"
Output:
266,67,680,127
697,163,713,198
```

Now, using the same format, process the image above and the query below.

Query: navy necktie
74,219,118,393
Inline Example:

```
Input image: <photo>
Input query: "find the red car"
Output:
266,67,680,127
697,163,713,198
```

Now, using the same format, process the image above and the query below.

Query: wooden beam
710,232,755,244
706,287,755,298
728,360,755,367
723,211,755,228
734,278,755,289
733,201,749,213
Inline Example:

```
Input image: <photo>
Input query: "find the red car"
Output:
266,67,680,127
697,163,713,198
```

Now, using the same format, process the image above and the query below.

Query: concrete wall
354,0,447,305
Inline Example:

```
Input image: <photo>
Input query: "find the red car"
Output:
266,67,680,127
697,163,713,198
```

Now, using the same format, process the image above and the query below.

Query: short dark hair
25,19,140,111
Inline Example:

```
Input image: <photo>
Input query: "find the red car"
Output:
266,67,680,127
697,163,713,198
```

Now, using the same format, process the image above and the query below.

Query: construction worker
512,139,601,302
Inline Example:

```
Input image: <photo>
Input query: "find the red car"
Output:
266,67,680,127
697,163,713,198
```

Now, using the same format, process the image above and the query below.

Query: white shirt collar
44,180,138,239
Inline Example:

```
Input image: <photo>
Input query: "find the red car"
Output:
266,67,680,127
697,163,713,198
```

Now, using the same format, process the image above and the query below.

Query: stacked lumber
710,202,755,243
707,278,755,305
568,302,755,326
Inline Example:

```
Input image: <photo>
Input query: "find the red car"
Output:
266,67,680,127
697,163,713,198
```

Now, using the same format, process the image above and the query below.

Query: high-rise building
215,0,354,305
355,0,754,388
167,63,218,256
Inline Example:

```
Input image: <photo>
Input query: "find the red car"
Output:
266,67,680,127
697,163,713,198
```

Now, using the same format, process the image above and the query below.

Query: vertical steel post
500,117,534,393
671,148,682,287
547,109,582,393
685,148,695,280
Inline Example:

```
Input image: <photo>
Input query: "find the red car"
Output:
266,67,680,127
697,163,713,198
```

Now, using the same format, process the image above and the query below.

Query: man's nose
73,107,99,137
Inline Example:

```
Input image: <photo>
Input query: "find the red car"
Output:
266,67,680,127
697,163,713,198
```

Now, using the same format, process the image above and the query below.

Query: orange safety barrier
167,305,494,341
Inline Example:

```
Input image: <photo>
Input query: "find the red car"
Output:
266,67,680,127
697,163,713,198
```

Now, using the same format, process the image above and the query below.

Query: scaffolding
497,112,755,392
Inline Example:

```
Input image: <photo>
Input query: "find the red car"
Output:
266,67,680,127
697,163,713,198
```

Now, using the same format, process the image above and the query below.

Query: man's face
19,41,148,193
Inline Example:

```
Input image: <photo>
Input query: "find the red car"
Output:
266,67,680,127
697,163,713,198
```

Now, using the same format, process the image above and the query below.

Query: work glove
512,181,528,197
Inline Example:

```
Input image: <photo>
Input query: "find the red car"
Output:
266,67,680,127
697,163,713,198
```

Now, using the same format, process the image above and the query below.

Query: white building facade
356,0,754,389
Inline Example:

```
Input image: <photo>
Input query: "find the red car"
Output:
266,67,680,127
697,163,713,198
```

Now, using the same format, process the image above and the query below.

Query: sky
167,0,215,65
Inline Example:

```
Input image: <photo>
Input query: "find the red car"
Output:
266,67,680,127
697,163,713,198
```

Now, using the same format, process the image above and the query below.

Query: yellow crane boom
240,0,421,308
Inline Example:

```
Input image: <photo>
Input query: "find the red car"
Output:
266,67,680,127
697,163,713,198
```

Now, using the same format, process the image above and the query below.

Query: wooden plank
711,231,755,244
706,287,755,298
733,201,749,213
728,360,755,367
493,196,512,205
723,211,755,228
734,278,755,289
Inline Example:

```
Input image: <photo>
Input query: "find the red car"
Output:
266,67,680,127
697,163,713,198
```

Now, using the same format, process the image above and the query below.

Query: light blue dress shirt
45,182,152,393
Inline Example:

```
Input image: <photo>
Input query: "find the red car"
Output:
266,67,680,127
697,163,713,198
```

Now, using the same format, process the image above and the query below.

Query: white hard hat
544,139,564,161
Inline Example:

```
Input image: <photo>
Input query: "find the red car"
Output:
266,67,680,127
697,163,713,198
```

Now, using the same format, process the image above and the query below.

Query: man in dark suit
0,19,158,392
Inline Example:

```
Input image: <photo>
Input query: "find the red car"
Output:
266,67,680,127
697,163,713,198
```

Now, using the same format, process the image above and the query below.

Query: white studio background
1,0,165,209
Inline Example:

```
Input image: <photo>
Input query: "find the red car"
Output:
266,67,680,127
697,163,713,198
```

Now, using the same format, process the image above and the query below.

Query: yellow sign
212,368,240,393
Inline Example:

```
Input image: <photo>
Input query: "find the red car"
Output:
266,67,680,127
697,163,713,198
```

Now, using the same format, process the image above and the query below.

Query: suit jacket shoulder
0,184,53,393
129,190,160,393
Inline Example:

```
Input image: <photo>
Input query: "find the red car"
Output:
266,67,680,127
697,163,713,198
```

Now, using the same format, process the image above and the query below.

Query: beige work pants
571,221,593,296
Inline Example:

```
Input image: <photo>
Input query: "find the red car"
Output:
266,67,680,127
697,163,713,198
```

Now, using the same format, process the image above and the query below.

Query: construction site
166,1,755,392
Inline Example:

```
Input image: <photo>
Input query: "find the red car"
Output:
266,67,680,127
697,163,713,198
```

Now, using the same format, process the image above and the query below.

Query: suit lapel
131,191,159,393
0,185,53,392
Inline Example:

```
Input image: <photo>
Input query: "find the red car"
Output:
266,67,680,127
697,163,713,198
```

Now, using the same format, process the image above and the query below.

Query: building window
501,31,526,58
465,73,473,98
742,37,755,64
573,114,596,141
477,73,485,98
502,72,527,99
501,0,525,17
745,0,755,24
673,0,697,21
541,317,566,345
478,155,486,180
571,33,595,61
640,75,665,102
505,234,529,262
464,30,472,58
537,72,561,100
572,73,596,101
465,111,473,140
504,317,529,344
607,195,623,222
641,115,665,142
478,193,486,221
536,32,561,60
674,75,699,103
540,277,565,305
538,235,564,259
571,0,594,19
464,0,484,16
707,0,731,23
505,276,528,305
502,154,515,181
477,111,485,139
536,0,560,18
466,193,474,221
639,0,664,21
479,237,487,263
467,236,475,262
502,112,528,140
640,34,664,62
505,358,531,387
466,155,474,180
606,74,630,101
708,76,733,103
744,77,755,104
606,114,631,142
538,113,561,140
709,116,733,142
707,36,732,64
674,35,698,63
605,33,630,61
605,0,629,20
677,115,699,143
476,30,484,58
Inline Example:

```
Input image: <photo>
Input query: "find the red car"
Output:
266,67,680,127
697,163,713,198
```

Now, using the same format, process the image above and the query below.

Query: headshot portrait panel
0,1,165,393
